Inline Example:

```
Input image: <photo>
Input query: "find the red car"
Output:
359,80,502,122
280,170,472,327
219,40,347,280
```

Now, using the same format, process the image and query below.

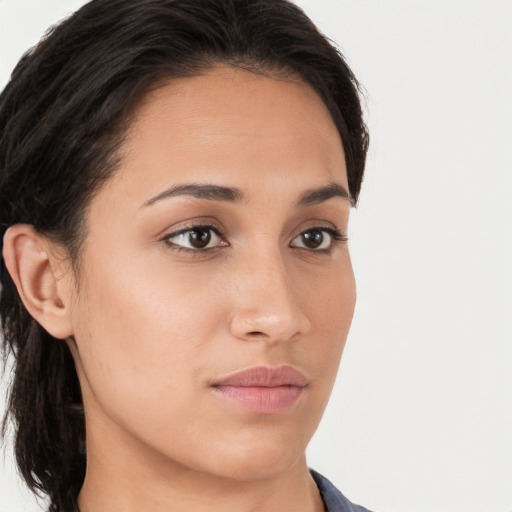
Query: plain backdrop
1,1,511,511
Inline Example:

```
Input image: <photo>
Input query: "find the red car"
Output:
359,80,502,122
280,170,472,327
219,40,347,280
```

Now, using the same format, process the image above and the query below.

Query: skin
4,65,356,511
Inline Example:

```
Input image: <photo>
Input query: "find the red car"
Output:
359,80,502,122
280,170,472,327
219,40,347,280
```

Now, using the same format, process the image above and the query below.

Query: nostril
229,307,310,343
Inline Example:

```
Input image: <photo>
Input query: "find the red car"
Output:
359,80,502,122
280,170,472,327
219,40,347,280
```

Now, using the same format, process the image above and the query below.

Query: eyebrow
297,182,352,207
142,181,352,208
142,183,245,207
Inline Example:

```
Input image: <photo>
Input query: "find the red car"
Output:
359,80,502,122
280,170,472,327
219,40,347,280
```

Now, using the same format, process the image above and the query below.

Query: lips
211,365,308,413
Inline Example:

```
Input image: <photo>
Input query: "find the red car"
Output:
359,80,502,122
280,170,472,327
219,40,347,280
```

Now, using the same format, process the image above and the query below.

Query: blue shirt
311,469,374,512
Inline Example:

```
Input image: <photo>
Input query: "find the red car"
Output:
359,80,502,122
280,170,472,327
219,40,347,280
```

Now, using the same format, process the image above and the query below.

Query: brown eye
188,228,211,248
163,225,227,251
301,229,324,249
291,227,345,251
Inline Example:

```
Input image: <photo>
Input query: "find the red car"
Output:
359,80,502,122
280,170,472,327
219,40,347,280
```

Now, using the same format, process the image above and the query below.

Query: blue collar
310,469,373,512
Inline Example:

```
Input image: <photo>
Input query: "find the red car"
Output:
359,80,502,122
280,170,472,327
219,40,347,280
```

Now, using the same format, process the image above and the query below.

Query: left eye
290,228,342,250
163,226,226,250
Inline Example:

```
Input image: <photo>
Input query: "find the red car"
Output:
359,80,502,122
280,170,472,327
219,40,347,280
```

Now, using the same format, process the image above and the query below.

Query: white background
1,1,511,511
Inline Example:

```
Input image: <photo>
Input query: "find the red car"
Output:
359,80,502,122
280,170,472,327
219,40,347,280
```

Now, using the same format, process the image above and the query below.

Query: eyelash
161,223,224,253
297,227,348,249
160,224,347,254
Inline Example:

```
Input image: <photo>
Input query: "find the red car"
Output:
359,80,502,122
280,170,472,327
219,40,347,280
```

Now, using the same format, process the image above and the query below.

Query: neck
77,415,325,512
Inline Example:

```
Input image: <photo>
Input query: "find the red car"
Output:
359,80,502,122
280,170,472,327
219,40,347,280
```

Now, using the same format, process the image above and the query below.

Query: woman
0,0,369,510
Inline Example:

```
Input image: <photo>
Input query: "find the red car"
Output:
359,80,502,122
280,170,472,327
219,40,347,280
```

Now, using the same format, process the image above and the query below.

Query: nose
228,251,311,344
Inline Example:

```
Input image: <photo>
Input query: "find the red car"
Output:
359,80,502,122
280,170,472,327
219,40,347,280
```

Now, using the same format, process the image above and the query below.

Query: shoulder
310,469,374,512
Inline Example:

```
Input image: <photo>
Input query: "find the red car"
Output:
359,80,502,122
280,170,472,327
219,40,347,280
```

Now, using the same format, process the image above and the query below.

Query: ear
2,224,74,340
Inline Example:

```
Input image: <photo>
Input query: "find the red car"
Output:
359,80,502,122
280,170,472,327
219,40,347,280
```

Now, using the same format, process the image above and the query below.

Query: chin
214,455,303,482
194,431,309,482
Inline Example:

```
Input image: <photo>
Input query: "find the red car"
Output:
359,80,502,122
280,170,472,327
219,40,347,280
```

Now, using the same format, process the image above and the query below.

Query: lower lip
212,385,304,413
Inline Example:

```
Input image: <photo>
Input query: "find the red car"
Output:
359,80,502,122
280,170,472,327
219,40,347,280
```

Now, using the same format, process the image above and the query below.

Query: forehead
102,65,348,207
131,65,340,140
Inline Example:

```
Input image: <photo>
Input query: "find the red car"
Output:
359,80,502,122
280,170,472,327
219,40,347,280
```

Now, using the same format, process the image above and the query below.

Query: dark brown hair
0,0,368,510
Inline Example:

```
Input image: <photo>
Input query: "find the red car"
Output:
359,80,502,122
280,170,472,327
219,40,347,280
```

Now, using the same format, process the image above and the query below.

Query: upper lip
212,365,308,388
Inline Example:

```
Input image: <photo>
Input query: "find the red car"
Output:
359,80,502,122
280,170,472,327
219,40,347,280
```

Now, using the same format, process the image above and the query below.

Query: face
66,65,356,481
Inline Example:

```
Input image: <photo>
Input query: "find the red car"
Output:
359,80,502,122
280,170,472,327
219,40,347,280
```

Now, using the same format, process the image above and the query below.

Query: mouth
211,365,308,414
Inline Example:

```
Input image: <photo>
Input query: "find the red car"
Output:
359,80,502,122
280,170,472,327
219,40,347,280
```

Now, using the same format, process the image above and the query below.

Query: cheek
297,258,356,380
301,254,356,333
69,253,223,415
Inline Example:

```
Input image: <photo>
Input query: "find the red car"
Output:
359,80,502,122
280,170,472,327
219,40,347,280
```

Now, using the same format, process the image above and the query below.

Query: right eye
162,225,228,251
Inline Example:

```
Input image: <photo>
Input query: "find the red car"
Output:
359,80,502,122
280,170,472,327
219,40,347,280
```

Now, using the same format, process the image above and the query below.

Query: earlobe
2,224,74,340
